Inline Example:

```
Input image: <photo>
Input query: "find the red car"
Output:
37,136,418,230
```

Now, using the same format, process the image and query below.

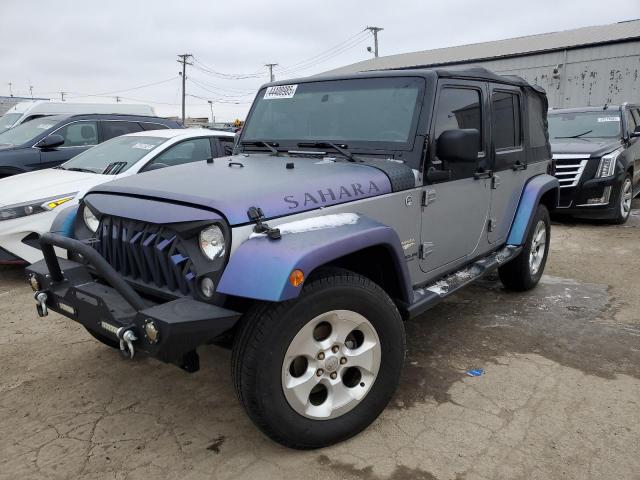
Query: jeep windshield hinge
419,242,434,259
422,189,436,207
247,206,281,239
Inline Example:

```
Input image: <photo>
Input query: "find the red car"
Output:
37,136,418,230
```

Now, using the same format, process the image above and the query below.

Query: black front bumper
556,173,623,219
26,233,242,371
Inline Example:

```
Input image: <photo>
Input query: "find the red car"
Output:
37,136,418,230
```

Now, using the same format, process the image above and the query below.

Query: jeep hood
550,137,622,157
88,155,401,225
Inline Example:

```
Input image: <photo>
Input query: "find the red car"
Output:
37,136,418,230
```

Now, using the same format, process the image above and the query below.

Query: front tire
231,270,405,449
499,204,550,291
609,174,633,225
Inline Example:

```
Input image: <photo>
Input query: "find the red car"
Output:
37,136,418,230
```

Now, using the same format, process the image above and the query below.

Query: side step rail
405,245,522,319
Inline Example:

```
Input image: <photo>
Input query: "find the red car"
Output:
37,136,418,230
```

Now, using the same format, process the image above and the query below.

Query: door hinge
491,175,501,189
422,189,436,207
488,219,497,232
419,242,434,259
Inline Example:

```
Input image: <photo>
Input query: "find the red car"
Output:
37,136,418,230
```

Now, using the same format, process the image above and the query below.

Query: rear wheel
499,204,550,291
609,174,633,224
231,270,405,449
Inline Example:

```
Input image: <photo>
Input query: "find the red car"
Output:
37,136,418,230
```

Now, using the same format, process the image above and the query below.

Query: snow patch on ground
250,213,360,238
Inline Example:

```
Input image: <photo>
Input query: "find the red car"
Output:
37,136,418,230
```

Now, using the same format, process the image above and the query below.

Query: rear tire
499,204,550,291
231,270,405,449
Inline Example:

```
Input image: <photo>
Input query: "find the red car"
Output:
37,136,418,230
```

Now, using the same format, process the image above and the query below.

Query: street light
208,100,214,125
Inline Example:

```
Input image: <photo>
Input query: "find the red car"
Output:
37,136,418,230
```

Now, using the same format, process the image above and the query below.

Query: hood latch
247,206,281,240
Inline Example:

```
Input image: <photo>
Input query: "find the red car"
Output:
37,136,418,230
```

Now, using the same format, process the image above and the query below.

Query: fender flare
50,204,79,237
217,214,413,303
506,173,559,246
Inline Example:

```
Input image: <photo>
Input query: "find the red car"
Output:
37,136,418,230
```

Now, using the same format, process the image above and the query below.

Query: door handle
512,161,527,171
473,170,492,179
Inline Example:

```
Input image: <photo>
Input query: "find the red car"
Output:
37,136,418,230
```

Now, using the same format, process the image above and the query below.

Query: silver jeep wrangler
27,67,558,449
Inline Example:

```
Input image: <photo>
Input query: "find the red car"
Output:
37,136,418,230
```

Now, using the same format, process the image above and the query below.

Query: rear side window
141,122,170,131
527,94,547,148
491,91,521,149
146,138,212,169
101,121,143,141
59,121,98,147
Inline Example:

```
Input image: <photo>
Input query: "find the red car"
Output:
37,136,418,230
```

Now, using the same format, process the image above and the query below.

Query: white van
0,101,157,133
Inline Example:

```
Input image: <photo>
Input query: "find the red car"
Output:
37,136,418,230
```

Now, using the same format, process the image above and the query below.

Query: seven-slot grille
552,154,589,188
94,215,196,295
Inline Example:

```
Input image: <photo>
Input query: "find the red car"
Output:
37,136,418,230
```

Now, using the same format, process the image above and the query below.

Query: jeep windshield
241,77,424,150
548,111,621,140
60,135,166,174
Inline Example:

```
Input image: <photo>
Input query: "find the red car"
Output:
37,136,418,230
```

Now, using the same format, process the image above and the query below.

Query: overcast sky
1,0,637,121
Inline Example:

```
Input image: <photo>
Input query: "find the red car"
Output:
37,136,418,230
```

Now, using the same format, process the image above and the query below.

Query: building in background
0,96,48,116
326,19,640,108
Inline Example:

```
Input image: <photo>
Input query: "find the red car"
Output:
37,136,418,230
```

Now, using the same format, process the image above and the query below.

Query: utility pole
8,82,13,97
265,63,278,82
29,85,34,99
208,100,214,124
177,53,193,124
365,26,384,57
115,96,121,103
60,91,66,101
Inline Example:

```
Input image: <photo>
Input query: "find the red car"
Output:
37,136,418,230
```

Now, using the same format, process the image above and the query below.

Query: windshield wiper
240,140,280,155
555,130,593,139
65,167,96,173
102,162,128,175
297,142,356,162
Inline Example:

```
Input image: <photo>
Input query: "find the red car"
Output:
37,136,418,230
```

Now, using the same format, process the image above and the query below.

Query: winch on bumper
25,232,242,372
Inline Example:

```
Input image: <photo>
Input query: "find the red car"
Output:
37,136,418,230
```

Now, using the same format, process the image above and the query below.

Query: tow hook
34,291,48,317
116,327,138,359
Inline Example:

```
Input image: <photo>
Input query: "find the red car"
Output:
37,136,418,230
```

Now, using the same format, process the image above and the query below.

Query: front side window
433,87,483,152
491,91,521,149
242,77,424,146
101,121,143,141
548,111,621,140
62,135,166,174
58,121,98,147
146,138,212,169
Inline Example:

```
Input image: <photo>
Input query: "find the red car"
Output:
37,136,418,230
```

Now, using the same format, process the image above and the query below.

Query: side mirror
631,126,640,138
436,129,480,163
37,134,65,150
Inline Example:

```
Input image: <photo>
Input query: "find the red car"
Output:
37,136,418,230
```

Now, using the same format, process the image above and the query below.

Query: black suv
0,114,182,177
548,104,640,223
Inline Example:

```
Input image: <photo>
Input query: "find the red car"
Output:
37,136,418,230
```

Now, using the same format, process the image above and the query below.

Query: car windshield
0,112,22,133
0,117,59,146
61,135,167,174
242,77,424,146
548,111,621,139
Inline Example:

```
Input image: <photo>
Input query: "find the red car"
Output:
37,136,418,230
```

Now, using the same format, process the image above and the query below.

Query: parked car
0,101,156,134
0,114,182,178
26,67,558,449
548,104,640,223
0,129,234,264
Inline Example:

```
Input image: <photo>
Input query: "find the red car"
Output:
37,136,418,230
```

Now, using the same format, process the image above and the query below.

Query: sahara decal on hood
87,154,393,225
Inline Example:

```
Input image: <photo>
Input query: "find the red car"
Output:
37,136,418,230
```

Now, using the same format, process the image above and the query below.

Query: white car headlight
82,205,99,233
199,225,226,260
0,193,76,222
595,148,622,178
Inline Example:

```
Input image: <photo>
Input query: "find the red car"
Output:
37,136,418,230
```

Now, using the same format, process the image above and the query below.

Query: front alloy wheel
232,270,405,449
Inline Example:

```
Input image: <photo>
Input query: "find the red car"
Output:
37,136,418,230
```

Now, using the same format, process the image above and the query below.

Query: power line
65,77,179,99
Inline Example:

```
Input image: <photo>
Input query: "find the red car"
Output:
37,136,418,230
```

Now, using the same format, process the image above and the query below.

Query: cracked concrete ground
1,200,639,480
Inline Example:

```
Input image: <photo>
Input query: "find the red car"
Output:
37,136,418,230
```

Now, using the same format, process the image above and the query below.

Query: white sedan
0,129,235,264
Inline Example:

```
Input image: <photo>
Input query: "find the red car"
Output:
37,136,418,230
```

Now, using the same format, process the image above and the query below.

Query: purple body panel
84,193,223,224
506,174,559,245
217,215,412,303
88,155,393,226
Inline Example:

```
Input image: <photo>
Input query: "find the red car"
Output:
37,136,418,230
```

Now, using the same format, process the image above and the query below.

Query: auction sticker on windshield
597,116,620,122
132,143,156,150
37,123,55,129
264,84,298,99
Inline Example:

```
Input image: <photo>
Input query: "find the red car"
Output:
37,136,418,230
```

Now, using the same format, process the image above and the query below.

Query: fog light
200,277,215,298
144,319,160,344
29,275,40,292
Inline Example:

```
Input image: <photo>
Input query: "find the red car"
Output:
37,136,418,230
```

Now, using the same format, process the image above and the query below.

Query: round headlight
83,206,99,233
199,225,226,260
